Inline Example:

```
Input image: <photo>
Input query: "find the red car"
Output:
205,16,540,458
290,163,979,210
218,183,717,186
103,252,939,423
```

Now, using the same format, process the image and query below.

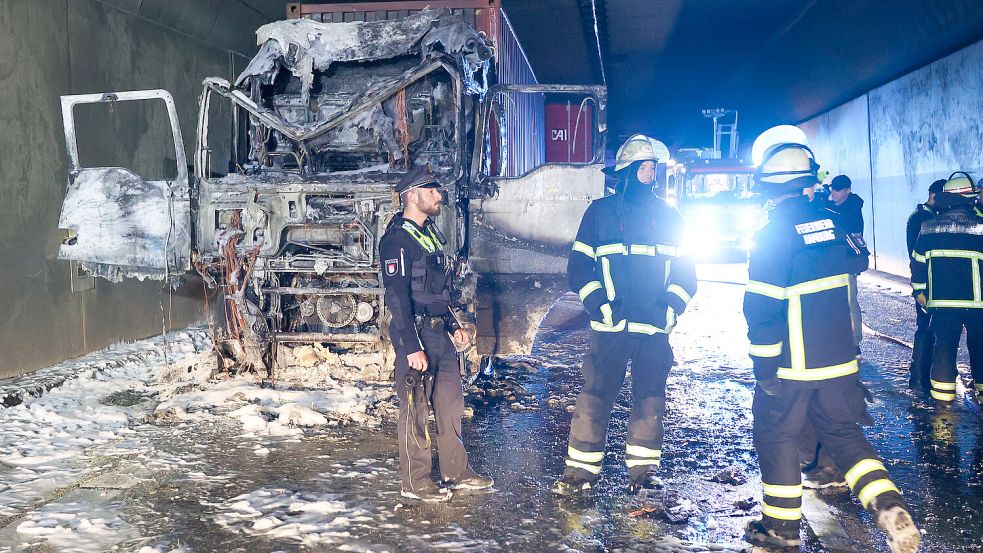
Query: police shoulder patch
385,259,399,276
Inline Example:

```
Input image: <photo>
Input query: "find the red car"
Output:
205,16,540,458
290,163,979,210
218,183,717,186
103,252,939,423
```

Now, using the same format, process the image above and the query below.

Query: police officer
553,134,697,495
911,171,983,404
379,166,493,502
743,135,919,553
906,179,944,391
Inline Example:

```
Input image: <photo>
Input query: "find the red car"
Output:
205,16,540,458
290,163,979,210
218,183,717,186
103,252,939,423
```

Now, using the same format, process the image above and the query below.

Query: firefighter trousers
910,302,934,390
394,326,473,492
563,332,673,482
929,309,983,401
752,377,906,535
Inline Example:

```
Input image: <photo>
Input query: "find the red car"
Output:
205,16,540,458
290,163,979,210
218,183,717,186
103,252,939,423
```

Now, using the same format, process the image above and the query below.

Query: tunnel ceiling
503,0,983,148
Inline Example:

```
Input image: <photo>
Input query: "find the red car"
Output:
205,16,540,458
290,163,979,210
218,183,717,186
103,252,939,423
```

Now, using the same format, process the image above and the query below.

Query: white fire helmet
751,125,809,166
754,143,821,198
943,171,977,197
609,134,671,173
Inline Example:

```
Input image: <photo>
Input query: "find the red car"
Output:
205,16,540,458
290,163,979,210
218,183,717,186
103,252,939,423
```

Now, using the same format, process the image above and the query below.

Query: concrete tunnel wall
801,38,983,277
0,0,272,379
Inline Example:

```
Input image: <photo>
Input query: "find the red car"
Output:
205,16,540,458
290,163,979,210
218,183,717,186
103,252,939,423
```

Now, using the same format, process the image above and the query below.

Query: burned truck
56,9,607,376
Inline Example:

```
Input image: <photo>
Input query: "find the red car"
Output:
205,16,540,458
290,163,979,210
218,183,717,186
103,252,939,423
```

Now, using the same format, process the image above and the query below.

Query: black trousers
910,303,935,389
929,309,983,401
563,332,674,482
753,378,905,535
394,326,472,492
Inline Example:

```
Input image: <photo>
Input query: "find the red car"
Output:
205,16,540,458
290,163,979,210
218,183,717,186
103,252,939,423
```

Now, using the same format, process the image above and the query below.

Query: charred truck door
470,84,607,357
57,90,191,283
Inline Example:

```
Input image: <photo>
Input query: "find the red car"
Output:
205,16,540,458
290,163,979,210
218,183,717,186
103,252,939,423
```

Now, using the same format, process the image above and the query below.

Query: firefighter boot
743,519,801,549
875,504,921,553
629,471,663,493
553,474,593,496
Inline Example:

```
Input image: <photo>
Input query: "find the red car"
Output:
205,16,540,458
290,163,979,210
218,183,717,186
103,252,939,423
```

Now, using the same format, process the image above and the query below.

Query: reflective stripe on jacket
744,196,869,382
568,191,697,335
911,205,983,309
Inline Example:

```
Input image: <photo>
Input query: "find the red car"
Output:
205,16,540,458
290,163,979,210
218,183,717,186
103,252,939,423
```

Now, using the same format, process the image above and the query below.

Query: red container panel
545,102,593,163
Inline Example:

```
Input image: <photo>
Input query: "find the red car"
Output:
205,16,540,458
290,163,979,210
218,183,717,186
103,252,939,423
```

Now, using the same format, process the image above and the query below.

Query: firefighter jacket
568,185,697,335
379,215,454,355
905,203,936,259
744,195,869,383
911,202,983,310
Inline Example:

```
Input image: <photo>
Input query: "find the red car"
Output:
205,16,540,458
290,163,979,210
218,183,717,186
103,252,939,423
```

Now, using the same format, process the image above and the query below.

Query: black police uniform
561,167,697,483
906,202,938,389
911,198,983,401
379,213,475,493
745,195,906,536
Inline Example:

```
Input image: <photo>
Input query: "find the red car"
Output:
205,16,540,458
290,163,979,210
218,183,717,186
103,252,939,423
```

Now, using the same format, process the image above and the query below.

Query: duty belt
415,314,448,330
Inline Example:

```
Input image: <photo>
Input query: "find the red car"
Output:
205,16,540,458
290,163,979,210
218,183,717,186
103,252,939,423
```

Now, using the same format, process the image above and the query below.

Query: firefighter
379,166,493,502
743,136,920,552
911,171,983,404
906,179,944,391
552,134,697,495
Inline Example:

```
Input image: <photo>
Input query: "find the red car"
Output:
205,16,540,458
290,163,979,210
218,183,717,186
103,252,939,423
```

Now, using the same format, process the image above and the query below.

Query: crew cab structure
55,8,606,375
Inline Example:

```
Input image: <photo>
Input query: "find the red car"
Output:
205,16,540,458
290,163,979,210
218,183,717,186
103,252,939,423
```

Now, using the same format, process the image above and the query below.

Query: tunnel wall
801,38,983,277
0,0,267,378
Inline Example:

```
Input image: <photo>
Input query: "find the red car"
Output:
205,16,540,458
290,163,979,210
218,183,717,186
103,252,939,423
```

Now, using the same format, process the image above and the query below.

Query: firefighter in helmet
553,134,698,495
743,133,920,552
911,171,983,403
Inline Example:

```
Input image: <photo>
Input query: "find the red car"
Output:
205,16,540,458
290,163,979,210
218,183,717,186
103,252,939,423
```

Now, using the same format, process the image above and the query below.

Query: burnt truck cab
55,10,607,376
667,156,764,257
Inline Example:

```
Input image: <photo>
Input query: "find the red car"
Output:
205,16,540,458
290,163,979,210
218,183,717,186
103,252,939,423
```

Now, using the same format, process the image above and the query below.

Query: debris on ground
709,466,749,486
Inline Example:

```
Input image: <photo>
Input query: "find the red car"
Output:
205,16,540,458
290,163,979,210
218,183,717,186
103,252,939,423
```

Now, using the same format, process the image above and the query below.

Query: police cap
396,165,441,195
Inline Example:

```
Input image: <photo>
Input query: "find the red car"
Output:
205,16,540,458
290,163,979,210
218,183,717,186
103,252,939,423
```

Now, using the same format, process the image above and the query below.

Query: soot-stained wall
802,38,983,277
0,0,268,378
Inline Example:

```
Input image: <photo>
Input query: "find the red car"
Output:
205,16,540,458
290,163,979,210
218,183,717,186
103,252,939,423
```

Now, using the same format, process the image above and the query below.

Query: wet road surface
3,263,983,552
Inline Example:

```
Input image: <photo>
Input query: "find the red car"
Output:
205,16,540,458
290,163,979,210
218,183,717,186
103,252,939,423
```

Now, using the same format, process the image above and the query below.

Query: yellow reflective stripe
930,379,957,391
911,251,926,263
568,446,604,464
911,282,927,291
976,383,983,392
787,273,850,296
925,249,983,259
928,299,983,308
579,281,603,302
844,459,886,489
746,280,787,299
402,222,437,253
777,359,859,381
626,445,662,458
596,243,627,256
667,284,692,305
600,303,613,326
627,322,662,335
788,296,805,371
656,244,678,256
590,319,626,332
572,241,596,258
762,483,802,498
749,342,783,358
565,459,602,474
857,479,900,509
626,458,661,468
601,257,616,301
761,502,801,521
931,390,956,401
629,244,656,256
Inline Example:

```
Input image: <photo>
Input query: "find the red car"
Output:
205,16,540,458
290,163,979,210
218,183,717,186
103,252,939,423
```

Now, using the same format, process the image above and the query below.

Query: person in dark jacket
742,135,919,553
905,179,944,391
826,174,866,348
379,166,493,502
911,171,983,404
552,134,697,495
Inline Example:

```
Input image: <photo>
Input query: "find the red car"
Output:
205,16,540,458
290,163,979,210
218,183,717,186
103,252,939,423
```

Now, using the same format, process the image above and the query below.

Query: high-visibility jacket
568,189,697,335
744,196,869,383
911,203,983,309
